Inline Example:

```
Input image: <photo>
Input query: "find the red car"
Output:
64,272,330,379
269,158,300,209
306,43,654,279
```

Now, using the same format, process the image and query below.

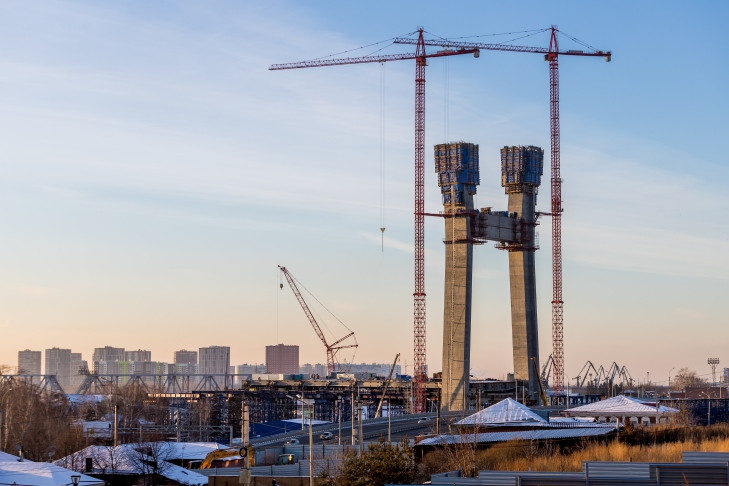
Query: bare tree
128,441,171,486
673,368,706,390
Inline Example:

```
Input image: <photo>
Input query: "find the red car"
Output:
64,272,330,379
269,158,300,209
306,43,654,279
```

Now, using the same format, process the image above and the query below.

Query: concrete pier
435,142,479,411
501,146,543,402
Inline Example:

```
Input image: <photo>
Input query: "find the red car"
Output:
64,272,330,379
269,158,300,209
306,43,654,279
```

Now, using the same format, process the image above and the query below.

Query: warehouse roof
417,425,617,446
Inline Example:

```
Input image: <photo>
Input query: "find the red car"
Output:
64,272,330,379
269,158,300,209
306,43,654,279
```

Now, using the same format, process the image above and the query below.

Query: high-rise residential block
174,350,198,365
45,347,72,389
199,346,230,375
92,346,125,373
125,349,151,362
18,349,41,375
69,352,86,391
266,344,299,375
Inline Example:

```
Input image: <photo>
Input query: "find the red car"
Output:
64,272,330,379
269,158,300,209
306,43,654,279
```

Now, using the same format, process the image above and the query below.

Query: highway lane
249,411,468,449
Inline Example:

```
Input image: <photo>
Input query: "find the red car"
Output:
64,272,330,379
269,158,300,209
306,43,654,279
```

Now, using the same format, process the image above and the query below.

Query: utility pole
241,403,251,486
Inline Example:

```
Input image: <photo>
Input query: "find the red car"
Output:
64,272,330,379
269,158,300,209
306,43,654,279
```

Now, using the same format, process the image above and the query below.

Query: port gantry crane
270,29,479,412
278,265,358,376
395,27,610,399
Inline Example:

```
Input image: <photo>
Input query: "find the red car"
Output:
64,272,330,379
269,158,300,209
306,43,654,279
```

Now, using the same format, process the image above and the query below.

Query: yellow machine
200,446,254,469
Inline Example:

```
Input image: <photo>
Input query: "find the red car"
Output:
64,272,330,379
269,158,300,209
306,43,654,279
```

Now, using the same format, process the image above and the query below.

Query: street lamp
668,367,675,396
708,358,720,387
337,395,342,446
70,475,81,485
297,395,314,486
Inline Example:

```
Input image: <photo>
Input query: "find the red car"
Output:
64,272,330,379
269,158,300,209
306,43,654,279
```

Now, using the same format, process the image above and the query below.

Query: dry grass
421,425,729,475
495,438,729,472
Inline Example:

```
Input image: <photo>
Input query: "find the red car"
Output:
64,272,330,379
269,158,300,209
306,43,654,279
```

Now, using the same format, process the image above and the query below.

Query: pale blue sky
0,1,727,385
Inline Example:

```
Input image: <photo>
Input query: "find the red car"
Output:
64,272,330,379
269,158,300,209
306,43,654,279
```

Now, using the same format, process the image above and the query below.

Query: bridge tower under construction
436,142,479,411
436,143,543,411
501,145,543,401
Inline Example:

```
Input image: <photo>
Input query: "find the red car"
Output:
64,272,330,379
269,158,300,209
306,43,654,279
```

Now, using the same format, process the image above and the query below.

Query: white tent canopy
561,395,678,423
456,398,546,426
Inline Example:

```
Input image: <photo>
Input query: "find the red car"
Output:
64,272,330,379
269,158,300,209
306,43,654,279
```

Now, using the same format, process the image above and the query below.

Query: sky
0,1,727,387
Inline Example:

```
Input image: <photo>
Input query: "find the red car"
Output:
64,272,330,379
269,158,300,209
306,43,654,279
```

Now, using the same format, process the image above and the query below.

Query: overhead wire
309,31,419,61
425,28,548,46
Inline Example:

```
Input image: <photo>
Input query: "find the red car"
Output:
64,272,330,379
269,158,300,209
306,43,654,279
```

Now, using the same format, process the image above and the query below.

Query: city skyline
1,2,727,384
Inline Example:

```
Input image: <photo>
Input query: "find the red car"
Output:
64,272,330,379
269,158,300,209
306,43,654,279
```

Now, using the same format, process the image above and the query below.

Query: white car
320,431,334,440
417,417,430,423
284,438,300,445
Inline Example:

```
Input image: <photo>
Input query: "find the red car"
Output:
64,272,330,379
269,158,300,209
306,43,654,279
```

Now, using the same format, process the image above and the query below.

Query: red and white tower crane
278,265,358,375
271,29,479,412
395,27,610,397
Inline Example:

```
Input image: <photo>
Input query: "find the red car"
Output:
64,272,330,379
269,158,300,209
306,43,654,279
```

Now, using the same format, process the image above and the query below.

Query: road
249,411,468,448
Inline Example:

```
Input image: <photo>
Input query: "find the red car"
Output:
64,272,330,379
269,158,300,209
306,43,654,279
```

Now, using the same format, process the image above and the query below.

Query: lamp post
70,475,80,485
297,395,314,486
668,367,675,396
708,358,719,387
337,395,342,446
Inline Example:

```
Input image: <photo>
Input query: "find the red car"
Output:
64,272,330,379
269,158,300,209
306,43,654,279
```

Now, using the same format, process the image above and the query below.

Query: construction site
2,26,621,434
264,26,614,414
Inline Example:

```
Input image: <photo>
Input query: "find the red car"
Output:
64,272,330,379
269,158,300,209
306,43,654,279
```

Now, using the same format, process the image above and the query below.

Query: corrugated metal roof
417,426,616,446
583,461,651,478
682,451,729,464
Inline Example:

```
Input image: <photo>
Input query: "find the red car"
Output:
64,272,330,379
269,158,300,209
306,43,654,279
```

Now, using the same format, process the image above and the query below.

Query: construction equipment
395,28,610,396
278,266,358,375
199,446,252,469
531,357,548,406
271,30,479,413
375,353,400,418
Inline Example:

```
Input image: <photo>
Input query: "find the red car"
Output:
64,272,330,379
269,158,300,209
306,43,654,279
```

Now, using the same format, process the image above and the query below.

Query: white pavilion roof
562,395,679,417
457,397,546,426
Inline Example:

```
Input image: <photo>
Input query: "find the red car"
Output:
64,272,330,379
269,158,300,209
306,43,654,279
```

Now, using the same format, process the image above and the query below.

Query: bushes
335,439,420,486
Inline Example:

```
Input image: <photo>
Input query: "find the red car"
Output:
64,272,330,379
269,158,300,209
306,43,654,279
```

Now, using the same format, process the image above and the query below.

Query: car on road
417,417,430,423
320,431,334,440
284,438,300,445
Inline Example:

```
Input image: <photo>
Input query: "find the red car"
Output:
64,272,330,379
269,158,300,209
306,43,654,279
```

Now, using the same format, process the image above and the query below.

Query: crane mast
271,30,479,413
413,31,428,413
278,265,357,375
547,27,565,396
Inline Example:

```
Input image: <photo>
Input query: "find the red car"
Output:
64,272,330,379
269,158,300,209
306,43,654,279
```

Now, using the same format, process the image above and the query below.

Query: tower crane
278,265,358,376
395,27,610,397
270,29,479,413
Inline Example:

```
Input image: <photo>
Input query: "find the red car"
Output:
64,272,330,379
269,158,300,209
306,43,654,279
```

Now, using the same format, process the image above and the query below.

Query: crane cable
379,62,386,251
443,57,449,142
